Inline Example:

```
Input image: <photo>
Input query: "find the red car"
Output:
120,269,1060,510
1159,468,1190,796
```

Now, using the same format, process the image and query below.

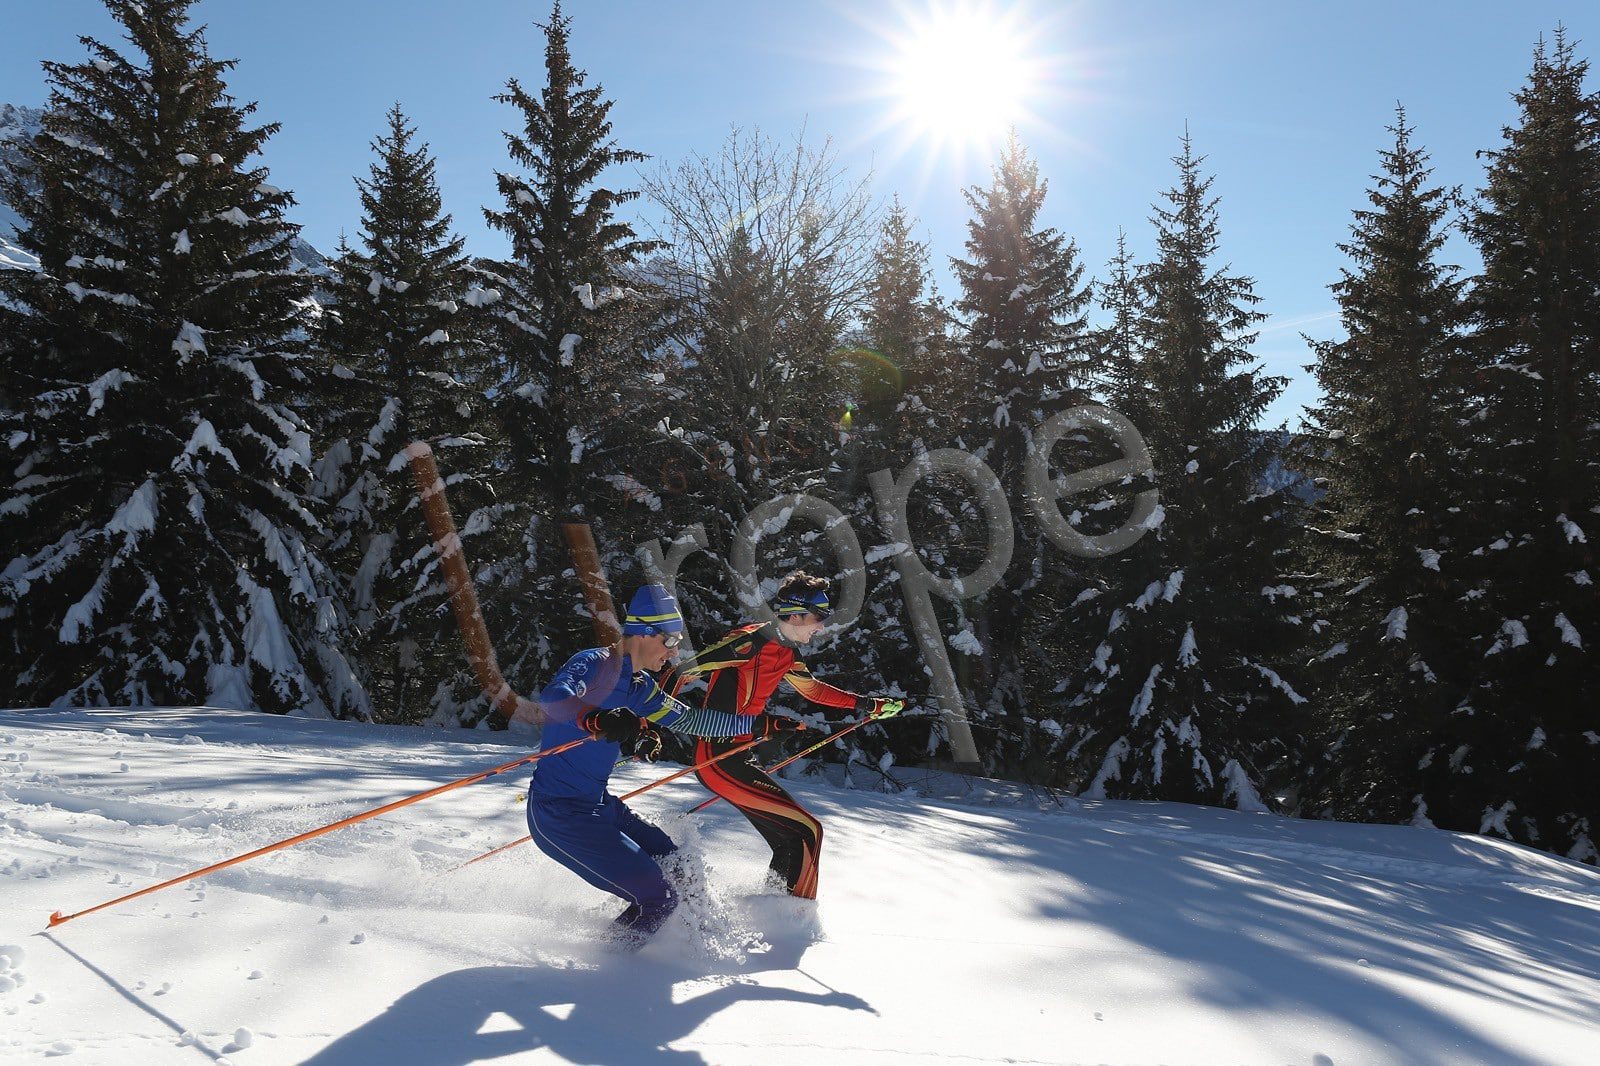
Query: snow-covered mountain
0,103,42,271
1259,429,1321,503
0,101,328,276
3,706,1598,1064
0,103,40,216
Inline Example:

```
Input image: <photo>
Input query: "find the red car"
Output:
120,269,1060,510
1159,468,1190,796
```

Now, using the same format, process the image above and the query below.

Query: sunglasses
656,631,684,649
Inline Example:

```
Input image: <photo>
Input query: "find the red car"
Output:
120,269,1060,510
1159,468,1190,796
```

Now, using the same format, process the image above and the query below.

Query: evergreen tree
0,0,366,717
1053,137,1302,808
482,1,661,507
1094,230,1145,406
852,197,970,467
949,132,1094,770
473,2,665,707
1458,31,1600,861
1297,109,1479,828
856,197,945,429
313,104,500,725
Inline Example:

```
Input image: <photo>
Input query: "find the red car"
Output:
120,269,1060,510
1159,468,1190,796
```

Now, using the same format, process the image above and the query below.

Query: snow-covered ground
2,707,1597,1065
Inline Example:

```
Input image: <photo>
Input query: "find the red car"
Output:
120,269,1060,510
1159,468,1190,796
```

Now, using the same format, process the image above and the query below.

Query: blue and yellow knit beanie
622,584,686,635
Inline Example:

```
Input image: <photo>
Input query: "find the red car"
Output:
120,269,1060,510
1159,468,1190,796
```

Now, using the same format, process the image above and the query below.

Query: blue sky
4,0,1598,426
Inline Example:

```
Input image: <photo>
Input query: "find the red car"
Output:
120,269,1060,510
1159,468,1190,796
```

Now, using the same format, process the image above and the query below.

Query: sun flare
889,4,1041,151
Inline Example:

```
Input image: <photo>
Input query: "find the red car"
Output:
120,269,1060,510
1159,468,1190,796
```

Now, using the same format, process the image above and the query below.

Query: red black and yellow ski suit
663,621,888,899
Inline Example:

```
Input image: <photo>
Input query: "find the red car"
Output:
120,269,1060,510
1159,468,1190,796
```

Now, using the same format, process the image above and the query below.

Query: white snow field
2,707,1598,1065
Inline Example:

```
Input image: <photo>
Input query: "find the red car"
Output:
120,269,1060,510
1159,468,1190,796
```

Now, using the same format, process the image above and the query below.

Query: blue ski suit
527,646,744,943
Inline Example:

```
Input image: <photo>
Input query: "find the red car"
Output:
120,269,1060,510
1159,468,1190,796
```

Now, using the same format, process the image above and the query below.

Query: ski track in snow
2,707,1599,1065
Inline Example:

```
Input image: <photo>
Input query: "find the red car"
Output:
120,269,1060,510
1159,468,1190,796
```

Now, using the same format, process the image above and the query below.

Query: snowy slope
2,707,1598,1066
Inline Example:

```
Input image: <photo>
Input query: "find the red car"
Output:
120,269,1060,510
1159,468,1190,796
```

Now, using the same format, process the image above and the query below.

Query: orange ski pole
46,736,590,929
456,733,767,870
686,717,875,815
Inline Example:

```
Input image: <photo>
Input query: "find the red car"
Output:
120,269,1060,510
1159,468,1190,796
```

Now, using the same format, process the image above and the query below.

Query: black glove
580,708,664,761
751,714,808,740
631,722,665,762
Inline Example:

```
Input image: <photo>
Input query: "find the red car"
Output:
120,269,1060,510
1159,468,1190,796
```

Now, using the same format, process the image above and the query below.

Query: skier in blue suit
527,584,754,948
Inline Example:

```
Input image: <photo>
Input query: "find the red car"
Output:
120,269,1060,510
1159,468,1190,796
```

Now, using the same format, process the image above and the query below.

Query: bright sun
889,4,1040,151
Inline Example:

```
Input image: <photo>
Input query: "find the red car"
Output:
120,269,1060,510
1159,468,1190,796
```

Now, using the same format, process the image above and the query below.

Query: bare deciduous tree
638,127,880,506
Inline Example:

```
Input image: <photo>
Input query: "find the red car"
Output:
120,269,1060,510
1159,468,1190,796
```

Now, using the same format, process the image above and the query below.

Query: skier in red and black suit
662,572,903,900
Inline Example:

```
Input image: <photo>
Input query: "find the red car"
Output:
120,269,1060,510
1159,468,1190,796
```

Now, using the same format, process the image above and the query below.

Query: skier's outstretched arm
638,675,749,737
783,660,902,720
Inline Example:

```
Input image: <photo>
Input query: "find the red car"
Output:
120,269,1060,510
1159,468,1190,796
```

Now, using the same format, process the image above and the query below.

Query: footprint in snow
0,944,25,994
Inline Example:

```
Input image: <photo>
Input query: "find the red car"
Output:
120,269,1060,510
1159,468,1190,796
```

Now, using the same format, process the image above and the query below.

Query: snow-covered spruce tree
1456,31,1600,861
1052,138,1303,809
1296,109,1481,829
471,2,666,709
0,0,367,717
948,133,1095,773
313,104,500,725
